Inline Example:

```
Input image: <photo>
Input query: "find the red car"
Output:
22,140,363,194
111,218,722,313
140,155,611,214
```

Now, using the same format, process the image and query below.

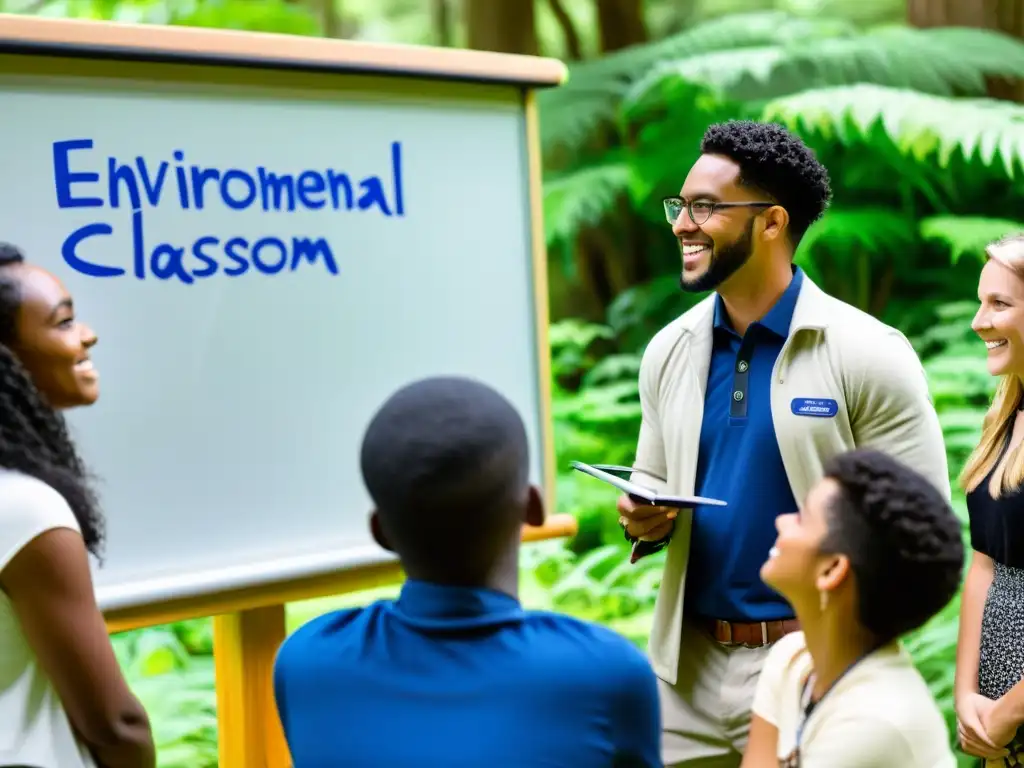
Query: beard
680,219,754,294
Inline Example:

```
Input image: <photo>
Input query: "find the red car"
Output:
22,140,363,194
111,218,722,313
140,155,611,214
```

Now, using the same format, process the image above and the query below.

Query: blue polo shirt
684,267,803,622
274,579,662,767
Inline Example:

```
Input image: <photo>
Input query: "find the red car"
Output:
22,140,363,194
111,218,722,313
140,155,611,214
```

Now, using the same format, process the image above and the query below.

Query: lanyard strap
793,673,817,749
793,646,882,753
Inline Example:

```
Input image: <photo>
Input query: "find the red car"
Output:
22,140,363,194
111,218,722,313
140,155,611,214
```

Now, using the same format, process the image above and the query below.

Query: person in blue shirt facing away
273,375,663,768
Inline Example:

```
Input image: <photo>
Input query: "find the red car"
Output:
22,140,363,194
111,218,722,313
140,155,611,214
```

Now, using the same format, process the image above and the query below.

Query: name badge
791,398,839,418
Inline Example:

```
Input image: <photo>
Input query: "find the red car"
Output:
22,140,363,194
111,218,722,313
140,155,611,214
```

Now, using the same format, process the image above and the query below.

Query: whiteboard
0,73,545,611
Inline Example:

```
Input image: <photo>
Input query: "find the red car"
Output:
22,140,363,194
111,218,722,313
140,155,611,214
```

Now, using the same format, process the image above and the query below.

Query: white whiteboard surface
0,74,545,611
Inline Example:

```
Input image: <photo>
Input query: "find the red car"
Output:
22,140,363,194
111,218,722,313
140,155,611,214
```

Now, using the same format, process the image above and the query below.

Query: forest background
5,0,1024,765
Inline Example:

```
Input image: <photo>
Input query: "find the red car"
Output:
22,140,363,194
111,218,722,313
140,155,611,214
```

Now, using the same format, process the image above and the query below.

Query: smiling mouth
681,243,711,266
768,546,780,559
74,359,96,373
681,243,711,255
986,339,1008,350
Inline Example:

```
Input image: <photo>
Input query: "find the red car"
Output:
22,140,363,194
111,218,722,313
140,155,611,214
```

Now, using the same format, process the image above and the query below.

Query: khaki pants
659,618,774,768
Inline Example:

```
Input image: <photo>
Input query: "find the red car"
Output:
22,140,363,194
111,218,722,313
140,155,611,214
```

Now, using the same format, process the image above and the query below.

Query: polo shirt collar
713,265,805,338
392,579,524,630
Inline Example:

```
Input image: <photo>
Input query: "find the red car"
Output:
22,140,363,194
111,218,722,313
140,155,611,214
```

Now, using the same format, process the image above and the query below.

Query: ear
369,510,394,552
815,553,851,594
523,484,545,528
759,205,789,243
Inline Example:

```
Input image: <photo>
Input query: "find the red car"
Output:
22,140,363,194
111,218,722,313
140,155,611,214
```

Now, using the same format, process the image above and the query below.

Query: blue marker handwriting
51,139,405,284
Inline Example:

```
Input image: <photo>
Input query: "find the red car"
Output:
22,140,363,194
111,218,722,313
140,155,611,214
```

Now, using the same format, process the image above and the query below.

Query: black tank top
967,431,1024,568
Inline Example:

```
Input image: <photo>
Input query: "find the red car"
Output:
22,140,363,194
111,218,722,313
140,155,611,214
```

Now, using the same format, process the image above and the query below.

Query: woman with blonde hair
955,232,1024,765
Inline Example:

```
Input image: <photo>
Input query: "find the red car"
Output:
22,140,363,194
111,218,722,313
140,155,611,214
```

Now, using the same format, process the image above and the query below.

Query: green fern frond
543,160,633,246
784,0,903,28
581,11,847,80
793,208,917,284
762,84,1024,178
797,208,919,259
625,26,1024,112
537,11,850,159
920,216,1024,264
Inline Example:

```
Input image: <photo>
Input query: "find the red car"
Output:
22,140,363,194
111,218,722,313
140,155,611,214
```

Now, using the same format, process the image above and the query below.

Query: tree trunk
547,0,583,60
321,0,341,38
595,0,648,53
432,0,453,47
552,0,650,323
284,0,342,37
465,0,539,56
908,0,1024,101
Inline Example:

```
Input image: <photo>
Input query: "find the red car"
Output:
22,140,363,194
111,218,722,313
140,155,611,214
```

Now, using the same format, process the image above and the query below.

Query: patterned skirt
978,561,1024,766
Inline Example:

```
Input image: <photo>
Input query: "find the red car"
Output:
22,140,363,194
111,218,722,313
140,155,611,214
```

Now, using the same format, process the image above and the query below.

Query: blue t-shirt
274,579,662,767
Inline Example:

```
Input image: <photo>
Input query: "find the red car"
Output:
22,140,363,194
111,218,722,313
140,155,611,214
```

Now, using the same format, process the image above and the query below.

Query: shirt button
733,390,744,402
737,361,749,373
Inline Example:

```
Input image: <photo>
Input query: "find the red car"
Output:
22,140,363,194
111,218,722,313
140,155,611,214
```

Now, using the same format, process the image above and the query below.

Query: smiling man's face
670,154,772,293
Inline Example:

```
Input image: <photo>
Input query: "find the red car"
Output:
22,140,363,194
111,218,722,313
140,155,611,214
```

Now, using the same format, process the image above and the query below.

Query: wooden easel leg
213,605,291,768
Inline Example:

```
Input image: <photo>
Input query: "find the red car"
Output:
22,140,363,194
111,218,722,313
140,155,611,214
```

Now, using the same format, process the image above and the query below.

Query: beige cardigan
630,276,950,684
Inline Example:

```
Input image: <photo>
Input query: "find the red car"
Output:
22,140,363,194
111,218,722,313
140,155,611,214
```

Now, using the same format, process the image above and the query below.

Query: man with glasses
615,120,949,767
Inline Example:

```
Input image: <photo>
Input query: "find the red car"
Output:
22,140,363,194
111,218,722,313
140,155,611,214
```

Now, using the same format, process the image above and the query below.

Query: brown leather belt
702,618,800,647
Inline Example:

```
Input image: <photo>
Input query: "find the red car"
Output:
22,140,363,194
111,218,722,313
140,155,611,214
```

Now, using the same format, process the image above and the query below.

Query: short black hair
700,120,832,245
360,376,530,582
820,449,963,644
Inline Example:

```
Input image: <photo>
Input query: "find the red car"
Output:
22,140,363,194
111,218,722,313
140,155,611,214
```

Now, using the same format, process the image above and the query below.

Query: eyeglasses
663,196,774,226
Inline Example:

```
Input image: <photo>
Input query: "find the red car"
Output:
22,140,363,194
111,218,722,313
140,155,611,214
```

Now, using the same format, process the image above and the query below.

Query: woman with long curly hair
0,242,154,767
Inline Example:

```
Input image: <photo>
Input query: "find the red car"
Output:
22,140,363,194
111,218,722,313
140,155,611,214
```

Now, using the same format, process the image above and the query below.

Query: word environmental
51,139,406,285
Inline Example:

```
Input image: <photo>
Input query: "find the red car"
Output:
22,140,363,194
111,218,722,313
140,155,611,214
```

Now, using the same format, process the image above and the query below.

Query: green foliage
18,3,1018,763
113,624,217,768
540,11,1024,166
764,84,1024,177
534,11,1024,756
10,0,322,33
626,26,1024,114
544,158,634,254
921,217,1024,264
165,0,321,35
540,11,805,158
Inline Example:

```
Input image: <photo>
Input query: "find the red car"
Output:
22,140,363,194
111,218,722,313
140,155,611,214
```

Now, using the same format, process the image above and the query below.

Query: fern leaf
796,208,919,260
786,0,903,28
920,216,1024,264
538,11,849,159
625,26,1024,112
792,208,918,287
762,84,1024,178
543,161,633,246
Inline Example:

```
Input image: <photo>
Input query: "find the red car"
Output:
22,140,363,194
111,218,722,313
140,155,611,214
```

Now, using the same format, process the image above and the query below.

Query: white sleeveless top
0,469,96,767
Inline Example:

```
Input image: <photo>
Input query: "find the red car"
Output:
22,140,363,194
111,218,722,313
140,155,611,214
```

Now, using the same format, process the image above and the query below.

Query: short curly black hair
700,120,832,246
820,449,963,645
